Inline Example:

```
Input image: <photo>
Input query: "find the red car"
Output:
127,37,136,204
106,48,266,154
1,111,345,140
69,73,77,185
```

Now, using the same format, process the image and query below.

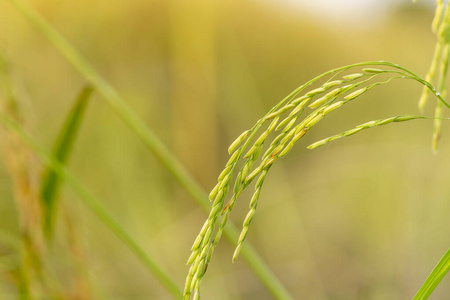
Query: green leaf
40,85,93,239
413,248,450,300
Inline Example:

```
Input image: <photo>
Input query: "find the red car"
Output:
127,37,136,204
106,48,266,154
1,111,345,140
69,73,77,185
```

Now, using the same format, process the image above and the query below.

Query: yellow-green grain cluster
417,0,450,151
307,115,437,149
184,61,449,299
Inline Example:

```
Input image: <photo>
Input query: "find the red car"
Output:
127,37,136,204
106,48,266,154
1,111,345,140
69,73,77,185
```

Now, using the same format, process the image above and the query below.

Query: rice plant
184,61,450,299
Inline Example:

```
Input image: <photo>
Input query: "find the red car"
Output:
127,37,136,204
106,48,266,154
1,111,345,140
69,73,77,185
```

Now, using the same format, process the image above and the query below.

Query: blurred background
0,0,449,299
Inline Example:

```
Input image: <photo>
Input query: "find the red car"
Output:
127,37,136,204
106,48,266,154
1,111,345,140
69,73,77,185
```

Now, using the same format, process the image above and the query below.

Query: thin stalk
0,112,183,299
413,248,450,300
5,0,293,298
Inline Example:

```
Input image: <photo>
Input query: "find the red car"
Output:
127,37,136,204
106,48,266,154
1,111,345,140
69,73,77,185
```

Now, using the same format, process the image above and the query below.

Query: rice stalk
184,61,449,298
416,0,450,151
1,56,97,298
0,54,48,299
432,0,444,33
418,0,449,110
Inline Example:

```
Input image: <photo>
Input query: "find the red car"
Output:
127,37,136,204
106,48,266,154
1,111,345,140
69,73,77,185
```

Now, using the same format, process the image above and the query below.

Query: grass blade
40,85,93,239
0,112,183,299
4,1,294,298
413,249,450,300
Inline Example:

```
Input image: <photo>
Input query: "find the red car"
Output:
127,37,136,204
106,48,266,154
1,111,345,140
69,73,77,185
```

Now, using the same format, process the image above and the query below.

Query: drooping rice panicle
432,0,445,33
418,2,449,111
215,71,445,266
227,71,422,262
433,42,450,152
184,61,450,299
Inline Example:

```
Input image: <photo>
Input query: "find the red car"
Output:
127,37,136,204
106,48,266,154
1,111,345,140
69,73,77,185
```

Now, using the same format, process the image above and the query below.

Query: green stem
0,113,183,299
413,248,450,300
5,0,293,298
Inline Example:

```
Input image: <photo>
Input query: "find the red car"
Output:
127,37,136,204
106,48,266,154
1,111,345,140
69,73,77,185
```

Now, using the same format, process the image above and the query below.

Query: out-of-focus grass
40,85,93,239
0,0,449,299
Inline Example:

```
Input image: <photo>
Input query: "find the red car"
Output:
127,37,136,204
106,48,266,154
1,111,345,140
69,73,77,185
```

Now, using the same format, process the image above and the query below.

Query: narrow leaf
40,85,93,238
413,249,450,300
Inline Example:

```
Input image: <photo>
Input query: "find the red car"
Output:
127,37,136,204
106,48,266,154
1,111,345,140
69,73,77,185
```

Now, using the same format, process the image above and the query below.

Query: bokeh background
0,0,450,299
